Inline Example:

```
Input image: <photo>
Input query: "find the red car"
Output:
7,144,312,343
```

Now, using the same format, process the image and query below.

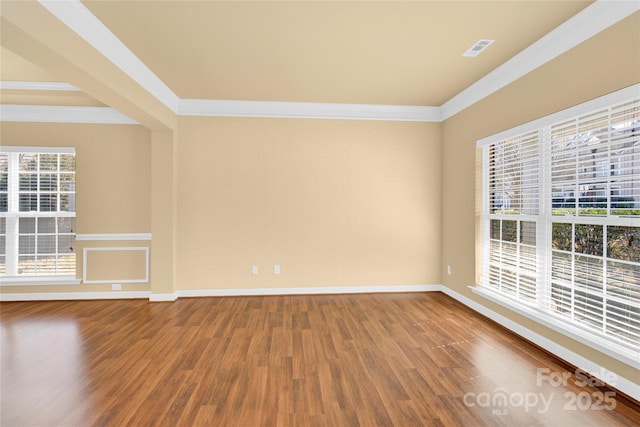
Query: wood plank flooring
1,292,638,426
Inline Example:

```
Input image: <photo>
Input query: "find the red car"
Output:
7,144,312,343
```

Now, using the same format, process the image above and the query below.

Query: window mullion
538,127,552,311
6,153,19,276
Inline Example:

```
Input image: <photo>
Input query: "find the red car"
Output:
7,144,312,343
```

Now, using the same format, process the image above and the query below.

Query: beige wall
0,122,152,294
442,14,640,381
1,6,636,388
177,117,442,290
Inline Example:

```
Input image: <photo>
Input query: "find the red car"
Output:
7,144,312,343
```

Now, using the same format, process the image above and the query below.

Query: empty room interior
0,1,639,426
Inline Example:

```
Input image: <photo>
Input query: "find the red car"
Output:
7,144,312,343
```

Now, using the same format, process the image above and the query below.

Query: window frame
0,146,79,286
475,84,640,369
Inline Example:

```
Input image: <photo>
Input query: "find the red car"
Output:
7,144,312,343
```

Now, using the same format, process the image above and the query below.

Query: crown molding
0,104,138,125
38,0,180,112
0,81,80,91
18,0,639,123
179,99,442,122
441,0,640,120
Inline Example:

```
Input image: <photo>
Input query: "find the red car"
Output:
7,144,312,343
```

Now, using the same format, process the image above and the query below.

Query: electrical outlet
252,265,258,275
274,264,280,275
112,283,122,291
447,265,452,276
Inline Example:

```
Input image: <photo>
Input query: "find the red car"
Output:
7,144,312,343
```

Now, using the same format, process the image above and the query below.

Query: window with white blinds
478,86,640,366
0,147,76,282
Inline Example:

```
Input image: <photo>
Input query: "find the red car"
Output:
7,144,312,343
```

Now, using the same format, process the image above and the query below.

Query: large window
0,147,76,282
478,86,639,366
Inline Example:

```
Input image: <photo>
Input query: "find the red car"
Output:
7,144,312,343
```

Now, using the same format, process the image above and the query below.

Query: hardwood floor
1,292,638,426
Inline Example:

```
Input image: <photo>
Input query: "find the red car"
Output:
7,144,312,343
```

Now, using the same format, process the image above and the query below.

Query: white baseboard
177,284,441,298
0,284,438,303
439,286,640,403
149,292,179,302
0,291,150,302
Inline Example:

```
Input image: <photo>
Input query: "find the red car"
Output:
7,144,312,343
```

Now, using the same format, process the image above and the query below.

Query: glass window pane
19,218,35,233
575,290,603,329
18,256,36,275
607,226,640,262
18,235,35,254
39,154,57,171
520,221,536,245
574,255,603,292
19,194,37,212
60,194,75,212
39,173,58,191
37,235,56,254
19,173,37,191
0,172,7,192
550,283,572,316
58,235,75,254
57,217,75,234
606,300,640,346
575,224,603,256
552,223,572,251
0,256,5,274
551,251,573,285
0,193,6,212
19,154,37,171
0,154,6,175
60,174,75,192
60,155,75,172
0,218,5,234
38,217,56,233
0,236,5,255
607,260,640,300
57,255,75,275
502,220,517,242
36,256,56,275
39,194,57,212
490,219,500,240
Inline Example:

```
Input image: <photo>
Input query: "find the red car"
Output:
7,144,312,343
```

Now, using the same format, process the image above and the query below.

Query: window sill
0,276,82,286
469,285,640,370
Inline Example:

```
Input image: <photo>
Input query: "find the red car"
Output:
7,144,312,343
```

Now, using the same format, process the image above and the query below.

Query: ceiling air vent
463,39,495,57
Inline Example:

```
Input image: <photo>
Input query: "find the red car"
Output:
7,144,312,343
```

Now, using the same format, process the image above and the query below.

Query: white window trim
475,85,640,368
0,147,78,281
0,275,81,286
0,146,76,154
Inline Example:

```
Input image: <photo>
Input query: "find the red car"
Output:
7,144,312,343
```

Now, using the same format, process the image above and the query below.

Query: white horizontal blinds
604,99,640,345
0,153,7,274
549,222,640,346
482,89,640,354
485,131,539,303
552,100,640,217
488,131,539,215
610,99,640,216
0,150,76,277
606,100,640,345
606,225,640,344
548,100,640,347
